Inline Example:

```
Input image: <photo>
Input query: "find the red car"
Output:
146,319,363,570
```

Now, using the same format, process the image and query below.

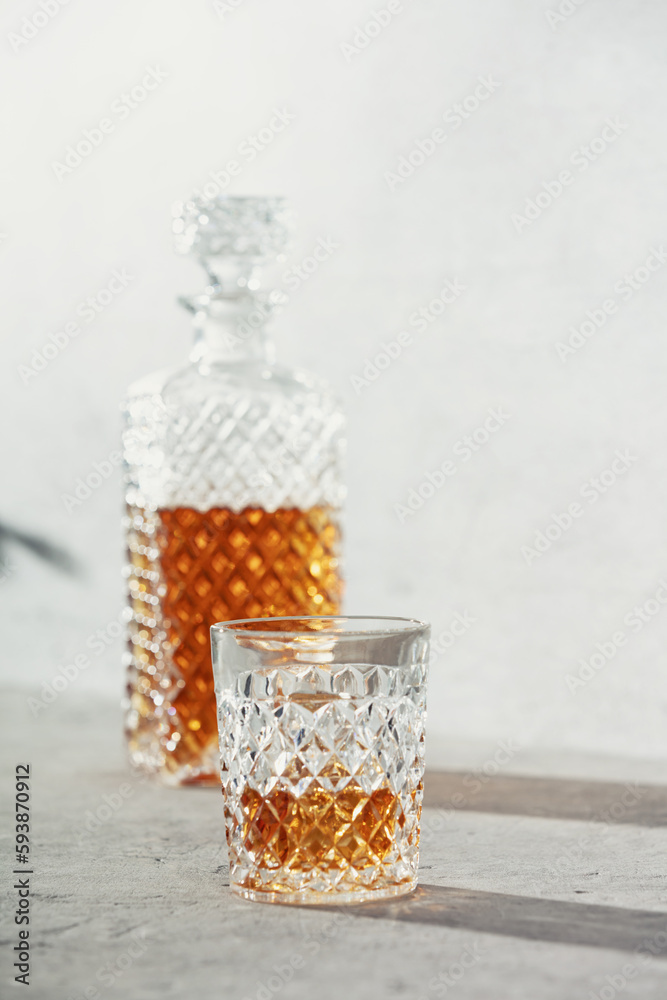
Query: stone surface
1,690,666,1000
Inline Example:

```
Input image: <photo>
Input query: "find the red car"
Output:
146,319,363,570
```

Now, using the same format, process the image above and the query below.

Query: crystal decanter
122,195,345,786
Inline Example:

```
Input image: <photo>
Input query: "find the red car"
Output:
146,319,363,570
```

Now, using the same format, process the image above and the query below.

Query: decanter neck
173,195,292,368
188,291,276,366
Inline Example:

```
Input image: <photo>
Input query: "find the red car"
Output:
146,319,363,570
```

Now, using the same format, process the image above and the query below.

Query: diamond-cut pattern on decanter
124,381,345,514
124,506,342,784
123,370,345,785
219,662,427,898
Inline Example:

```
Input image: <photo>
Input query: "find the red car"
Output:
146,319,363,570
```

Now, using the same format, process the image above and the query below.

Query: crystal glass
122,196,345,787
210,616,430,904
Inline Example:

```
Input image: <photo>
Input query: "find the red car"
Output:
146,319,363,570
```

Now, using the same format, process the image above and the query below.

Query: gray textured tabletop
2,691,666,1000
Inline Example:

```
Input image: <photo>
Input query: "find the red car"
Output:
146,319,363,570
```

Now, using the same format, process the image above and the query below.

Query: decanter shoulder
123,365,184,403
251,362,343,408
130,361,343,413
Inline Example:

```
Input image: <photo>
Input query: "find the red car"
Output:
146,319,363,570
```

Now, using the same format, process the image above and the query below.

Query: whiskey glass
210,615,430,904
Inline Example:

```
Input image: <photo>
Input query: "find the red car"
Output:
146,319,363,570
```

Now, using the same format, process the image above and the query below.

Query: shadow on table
321,885,667,956
424,771,667,827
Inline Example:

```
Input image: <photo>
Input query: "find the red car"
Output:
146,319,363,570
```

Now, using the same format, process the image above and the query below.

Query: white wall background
2,0,666,762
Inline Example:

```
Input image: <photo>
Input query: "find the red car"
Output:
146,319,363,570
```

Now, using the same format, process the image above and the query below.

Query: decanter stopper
172,194,293,291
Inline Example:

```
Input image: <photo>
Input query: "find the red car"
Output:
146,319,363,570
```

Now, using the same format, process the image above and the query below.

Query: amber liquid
230,732,422,895
239,781,403,879
126,505,342,783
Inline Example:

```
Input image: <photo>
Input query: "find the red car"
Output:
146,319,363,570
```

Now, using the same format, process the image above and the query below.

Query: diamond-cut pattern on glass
218,663,427,898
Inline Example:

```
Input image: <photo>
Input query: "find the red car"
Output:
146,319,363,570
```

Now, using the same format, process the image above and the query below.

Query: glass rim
210,615,429,640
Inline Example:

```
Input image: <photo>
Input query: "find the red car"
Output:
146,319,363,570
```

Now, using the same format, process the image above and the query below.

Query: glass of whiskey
210,615,430,904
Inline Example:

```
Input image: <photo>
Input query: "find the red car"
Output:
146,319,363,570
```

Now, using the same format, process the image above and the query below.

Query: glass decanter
122,195,345,786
